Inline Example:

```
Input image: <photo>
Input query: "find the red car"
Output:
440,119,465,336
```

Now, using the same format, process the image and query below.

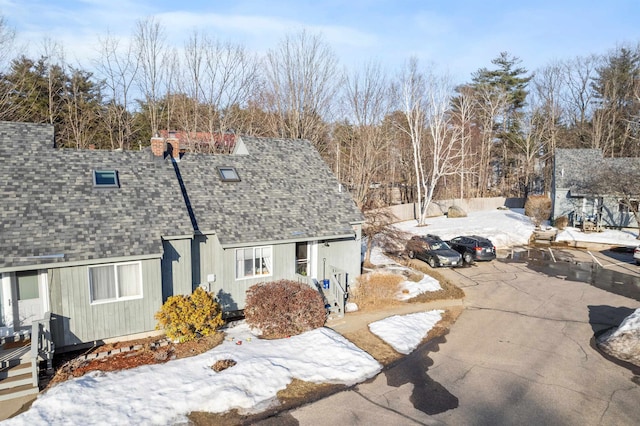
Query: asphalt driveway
265,258,640,425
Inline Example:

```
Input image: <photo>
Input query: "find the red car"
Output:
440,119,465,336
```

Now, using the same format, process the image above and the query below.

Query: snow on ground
5,323,381,426
393,208,535,248
397,274,441,300
8,208,640,424
597,307,640,367
369,311,444,355
556,227,640,247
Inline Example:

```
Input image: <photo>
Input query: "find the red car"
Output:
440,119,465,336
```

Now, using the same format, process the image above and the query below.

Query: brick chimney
166,136,180,159
151,136,165,157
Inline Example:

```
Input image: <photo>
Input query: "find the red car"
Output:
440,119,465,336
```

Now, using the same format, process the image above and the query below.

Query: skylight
217,166,240,182
93,170,120,188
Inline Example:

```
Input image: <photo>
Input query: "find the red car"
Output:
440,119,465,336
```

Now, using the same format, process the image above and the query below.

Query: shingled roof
1,122,364,270
555,148,640,196
177,136,364,246
0,121,193,270
554,148,603,194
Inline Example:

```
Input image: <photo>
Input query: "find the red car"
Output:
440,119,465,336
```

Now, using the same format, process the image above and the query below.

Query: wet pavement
502,246,640,301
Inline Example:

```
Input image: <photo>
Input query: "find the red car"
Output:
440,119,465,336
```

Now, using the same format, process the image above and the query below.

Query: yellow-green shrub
155,287,224,342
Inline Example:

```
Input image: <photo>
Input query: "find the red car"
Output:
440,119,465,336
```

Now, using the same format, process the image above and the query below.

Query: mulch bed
46,333,224,388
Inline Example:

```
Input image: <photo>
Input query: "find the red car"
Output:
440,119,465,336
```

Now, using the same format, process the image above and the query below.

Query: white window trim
88,261,143,305
235,246,273,281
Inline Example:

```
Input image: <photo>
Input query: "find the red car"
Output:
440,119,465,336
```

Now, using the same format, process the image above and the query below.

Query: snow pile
397,274,441,300
369,310,444,354
597,308,640,367
556,227,640,247
393,208,535,248
5,322,381,426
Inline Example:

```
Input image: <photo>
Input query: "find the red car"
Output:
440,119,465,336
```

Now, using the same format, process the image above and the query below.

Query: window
16,271,39,300
93,170,119,188
295,242,308,276
236,246,272,279
88,262,142,303
619,200,639,214
217,166,240,182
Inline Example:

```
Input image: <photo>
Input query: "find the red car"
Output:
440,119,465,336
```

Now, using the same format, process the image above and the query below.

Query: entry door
13,271,44,329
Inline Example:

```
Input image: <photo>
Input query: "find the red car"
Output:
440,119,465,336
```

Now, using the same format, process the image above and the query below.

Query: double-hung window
89,262,142,304
236,246,272,279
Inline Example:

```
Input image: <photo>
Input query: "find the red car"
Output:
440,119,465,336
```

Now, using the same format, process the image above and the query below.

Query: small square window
217,166,240,182
93,170,119,188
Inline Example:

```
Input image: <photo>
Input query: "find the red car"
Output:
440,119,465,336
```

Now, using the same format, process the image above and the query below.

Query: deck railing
327,266,349,315
30,312,55,387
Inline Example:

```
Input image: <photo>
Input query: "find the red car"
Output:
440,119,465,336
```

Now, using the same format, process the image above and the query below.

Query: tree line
1,16,639,215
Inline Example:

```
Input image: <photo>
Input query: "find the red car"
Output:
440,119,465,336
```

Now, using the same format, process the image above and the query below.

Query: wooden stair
0,336,39,402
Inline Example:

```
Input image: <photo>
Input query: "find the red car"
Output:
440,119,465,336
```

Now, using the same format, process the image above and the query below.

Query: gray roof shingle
554,148,603,194
178,136,364,246
0,121,192,269
1,123,364,269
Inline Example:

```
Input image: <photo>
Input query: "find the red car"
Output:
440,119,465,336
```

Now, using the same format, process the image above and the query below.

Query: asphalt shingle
0,121,192,269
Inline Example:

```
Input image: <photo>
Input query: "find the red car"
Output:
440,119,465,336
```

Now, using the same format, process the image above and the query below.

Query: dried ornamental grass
350,272,404,310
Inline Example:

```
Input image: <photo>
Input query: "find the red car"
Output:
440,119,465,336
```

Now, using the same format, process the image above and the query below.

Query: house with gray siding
551,148,640,229
0,121,363,398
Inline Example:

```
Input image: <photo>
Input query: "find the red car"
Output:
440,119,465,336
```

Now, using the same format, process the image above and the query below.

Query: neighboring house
0,121,363,362
551,148,640,229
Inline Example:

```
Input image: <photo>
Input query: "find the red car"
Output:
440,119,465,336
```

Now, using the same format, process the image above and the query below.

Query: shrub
555,215,569,230
155,287,224,342
524,195,552,226
349,272,404,311
244,280,326,339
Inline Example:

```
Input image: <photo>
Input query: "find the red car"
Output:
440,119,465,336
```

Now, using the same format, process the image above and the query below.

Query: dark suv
405,234,462,268
448,235,496,263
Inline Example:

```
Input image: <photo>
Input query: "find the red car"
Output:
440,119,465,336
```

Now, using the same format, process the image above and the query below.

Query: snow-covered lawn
7,208,639,425
369,311,444,354
393,208,535,248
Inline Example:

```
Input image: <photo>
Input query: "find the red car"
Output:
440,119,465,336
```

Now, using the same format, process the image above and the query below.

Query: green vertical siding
49,258,163,350
161,238,193,299
201,230,362,312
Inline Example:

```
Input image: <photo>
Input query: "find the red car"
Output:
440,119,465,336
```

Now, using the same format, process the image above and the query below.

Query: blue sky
1,0,639,83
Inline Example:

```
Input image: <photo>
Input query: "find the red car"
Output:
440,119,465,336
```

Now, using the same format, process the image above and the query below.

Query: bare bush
555,215,569,230
244,280,326,339
524,195,551,226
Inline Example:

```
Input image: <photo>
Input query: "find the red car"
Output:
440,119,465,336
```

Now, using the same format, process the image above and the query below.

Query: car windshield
431,241,450,250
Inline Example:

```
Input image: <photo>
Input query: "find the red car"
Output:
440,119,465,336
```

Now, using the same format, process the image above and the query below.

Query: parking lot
274,249,640,425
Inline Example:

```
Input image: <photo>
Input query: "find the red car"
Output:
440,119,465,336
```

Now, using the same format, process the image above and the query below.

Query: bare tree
262,30,340,155
0,16,23,121
361,208,408,265
60,66,103,149
340,61,392,208
94,33,139,150
581,160,640,239
562,55,598,148
201,37,259,146
134,16,169,137
395,59,461,225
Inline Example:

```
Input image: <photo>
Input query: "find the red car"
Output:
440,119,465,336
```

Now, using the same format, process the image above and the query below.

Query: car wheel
636,260,640,266
463,252,473,265
408,250,415,259
428,257,437,268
